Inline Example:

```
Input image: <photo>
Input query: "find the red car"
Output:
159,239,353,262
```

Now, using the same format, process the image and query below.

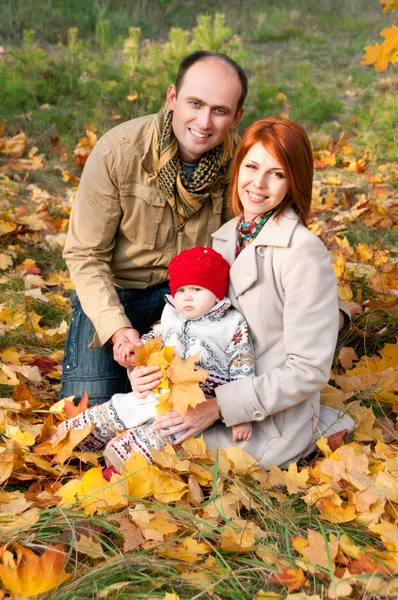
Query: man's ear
232,107,244,128
166,84,177,111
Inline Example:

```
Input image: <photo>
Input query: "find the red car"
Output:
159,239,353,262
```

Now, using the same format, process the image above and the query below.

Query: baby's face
173,285,218,319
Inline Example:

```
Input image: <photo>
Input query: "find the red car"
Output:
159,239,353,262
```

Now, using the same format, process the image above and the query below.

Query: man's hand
112,327,143,368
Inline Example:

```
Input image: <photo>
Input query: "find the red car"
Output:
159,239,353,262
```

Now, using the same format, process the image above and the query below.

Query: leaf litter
0,126,397,599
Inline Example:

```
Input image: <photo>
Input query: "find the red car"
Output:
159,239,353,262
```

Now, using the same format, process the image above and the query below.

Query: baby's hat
168,246,230,299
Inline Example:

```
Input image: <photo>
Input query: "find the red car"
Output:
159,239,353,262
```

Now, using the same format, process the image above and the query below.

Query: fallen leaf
0,543,70,596
269,568,307,592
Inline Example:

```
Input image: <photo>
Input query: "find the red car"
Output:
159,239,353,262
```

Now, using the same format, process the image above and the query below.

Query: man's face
166,58,244,164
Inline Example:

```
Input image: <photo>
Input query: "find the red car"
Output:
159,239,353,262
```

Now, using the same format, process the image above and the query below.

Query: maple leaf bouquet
134,336,209,418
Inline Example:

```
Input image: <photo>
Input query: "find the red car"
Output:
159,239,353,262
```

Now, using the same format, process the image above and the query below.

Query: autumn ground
0,1,398,599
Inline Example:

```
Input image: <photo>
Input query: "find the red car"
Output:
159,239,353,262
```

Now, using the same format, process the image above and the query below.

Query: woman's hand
129,365,162,398
152,397,220,444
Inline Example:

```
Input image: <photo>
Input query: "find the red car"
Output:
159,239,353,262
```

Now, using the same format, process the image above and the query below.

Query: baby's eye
176,288,185,293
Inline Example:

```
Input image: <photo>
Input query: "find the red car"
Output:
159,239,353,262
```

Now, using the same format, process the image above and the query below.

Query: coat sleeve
63,136,133,348
225,316,256,380
216,235,339,426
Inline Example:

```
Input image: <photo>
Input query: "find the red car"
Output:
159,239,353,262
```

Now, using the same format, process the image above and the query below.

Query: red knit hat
168,246,230,300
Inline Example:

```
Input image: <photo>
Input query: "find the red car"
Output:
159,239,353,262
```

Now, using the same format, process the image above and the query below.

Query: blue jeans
60,284,170,406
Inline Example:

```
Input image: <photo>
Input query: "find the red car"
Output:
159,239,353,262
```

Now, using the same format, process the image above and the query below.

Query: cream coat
204,208,339,468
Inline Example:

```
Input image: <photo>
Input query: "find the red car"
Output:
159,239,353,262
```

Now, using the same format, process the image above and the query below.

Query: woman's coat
206,207,339,468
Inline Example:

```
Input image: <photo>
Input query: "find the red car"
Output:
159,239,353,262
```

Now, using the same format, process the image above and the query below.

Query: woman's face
237,142,289,221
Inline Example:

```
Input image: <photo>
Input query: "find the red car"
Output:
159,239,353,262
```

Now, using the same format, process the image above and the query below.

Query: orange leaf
35,423,95,464
134,336,163,366
269,567,307,592
0,543,70,596
64,391,89,418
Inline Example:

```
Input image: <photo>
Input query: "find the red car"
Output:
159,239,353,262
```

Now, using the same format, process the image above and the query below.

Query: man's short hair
175,50,248,113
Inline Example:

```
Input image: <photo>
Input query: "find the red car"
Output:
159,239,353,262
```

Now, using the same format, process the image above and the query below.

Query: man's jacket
64,114,234,347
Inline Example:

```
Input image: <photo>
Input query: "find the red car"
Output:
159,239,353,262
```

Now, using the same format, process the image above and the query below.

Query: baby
54,247,255,469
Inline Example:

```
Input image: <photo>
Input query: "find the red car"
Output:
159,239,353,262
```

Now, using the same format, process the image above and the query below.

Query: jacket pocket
121,183,167,250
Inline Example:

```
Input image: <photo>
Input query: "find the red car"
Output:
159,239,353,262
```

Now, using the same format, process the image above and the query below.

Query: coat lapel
212,208,299,298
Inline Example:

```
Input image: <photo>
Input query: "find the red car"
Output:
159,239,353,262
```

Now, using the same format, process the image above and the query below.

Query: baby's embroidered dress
54,296,255,470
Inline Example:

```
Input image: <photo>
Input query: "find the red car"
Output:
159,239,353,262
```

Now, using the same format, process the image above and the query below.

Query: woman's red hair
229,118,313,226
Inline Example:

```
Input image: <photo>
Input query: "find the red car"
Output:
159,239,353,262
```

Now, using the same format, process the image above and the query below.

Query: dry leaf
0,543,70,596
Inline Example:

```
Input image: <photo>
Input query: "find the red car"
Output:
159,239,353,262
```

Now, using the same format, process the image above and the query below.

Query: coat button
252,410,265,421
256,247,265,256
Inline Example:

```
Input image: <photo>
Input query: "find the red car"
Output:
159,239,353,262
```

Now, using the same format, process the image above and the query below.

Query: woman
148,118,343,468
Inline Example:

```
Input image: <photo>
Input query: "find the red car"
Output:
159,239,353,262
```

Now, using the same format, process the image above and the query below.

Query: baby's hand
232,422,252,442
129,365,162,399
119,343,136,363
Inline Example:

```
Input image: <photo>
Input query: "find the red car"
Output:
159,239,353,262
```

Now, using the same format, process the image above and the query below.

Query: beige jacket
205,208,339,468
64,114,234,347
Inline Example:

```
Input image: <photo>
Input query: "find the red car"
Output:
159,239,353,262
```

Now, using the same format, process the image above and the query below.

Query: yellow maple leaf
60,467,128,515
381,24,398,53
150,466,188,503
0,220,17,235
361,40,398,72
0,543,70,596
337,283,353,302
316,497,357,523
224,446,258,475
181,435,208,460
147,346,174,392
379,0,398,13
219,522,256,552
150,441,190,472
162,537,210,563
338,534,363,560
5,425,36,448
168,354,208,416
155,389,174,416
123,451,153,498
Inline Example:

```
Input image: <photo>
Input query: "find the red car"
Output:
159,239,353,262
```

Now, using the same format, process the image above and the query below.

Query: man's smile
188,127,212,139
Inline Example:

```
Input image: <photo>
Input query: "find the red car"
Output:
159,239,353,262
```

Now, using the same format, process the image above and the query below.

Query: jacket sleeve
140,323,164,343
216,236,339,426
225,316,256,380
63,136,132,348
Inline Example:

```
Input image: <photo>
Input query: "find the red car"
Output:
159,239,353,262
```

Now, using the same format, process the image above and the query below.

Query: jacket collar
212,207,299,298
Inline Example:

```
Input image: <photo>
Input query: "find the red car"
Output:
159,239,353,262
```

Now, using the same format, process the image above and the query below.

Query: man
61,51,247,405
